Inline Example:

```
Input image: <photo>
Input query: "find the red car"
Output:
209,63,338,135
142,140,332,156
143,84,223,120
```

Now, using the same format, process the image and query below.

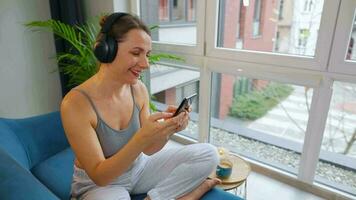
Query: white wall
0,0,62,118
0,0,131,118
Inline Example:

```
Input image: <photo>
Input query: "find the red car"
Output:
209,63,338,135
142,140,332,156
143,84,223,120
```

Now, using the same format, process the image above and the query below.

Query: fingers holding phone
165,105,178,115
171,93,197,132
165,105,191,116
173,93,197,117
176,111,189,132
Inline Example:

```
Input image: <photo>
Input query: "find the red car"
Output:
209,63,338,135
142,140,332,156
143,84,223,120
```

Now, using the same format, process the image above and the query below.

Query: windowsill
168,135,355,200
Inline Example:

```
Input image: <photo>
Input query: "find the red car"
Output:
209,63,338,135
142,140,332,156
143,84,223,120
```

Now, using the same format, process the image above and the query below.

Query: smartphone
173,93,197,117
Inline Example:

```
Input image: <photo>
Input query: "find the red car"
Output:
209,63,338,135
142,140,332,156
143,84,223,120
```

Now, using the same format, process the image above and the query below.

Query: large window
134,0,356,198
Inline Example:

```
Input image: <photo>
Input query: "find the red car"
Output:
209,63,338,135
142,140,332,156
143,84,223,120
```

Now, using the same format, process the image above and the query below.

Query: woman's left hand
165,105,191,132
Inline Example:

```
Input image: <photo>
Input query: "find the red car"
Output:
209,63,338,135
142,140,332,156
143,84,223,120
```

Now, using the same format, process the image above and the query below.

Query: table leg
244,179,247,200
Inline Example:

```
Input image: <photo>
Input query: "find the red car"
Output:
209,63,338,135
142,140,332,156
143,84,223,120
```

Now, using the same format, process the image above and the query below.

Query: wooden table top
209,154,251,191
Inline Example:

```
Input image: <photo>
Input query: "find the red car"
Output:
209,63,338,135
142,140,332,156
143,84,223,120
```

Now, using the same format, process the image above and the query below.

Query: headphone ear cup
93,34,117,63
105,36,118,63
94,34,110,63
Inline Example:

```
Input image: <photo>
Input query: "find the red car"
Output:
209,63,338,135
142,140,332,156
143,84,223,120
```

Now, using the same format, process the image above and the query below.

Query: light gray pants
71,143,219,200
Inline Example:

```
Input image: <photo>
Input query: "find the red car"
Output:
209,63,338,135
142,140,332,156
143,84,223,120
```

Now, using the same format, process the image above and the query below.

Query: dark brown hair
98,13,151,43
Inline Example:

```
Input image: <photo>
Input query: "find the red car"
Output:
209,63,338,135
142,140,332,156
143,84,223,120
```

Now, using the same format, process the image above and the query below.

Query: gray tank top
74,87,141,158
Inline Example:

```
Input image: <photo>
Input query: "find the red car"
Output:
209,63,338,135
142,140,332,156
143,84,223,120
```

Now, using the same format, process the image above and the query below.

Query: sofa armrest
0,149,59,200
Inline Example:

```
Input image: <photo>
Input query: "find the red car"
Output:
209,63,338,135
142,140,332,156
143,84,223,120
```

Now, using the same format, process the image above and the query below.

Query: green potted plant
25,18,183,111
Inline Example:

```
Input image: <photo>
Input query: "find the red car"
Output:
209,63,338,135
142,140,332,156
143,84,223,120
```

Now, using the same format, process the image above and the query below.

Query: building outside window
304,0,314,12
141,0,197,44
278,0,284,20
158,0,196,24
159,0,169,22
252,0,262,37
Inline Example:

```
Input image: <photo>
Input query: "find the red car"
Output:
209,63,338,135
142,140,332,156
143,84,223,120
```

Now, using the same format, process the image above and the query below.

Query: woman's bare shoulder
61,89,87,110
60,89,96,125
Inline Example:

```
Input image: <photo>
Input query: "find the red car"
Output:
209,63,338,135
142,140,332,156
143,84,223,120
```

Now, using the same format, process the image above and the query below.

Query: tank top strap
130,85,137,108
72,88,101,119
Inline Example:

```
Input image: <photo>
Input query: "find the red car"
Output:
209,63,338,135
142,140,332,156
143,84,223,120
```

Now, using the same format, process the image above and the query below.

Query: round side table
209,154,251,199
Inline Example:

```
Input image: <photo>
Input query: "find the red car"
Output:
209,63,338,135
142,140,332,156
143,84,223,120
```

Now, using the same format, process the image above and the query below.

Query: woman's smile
129,68,142,78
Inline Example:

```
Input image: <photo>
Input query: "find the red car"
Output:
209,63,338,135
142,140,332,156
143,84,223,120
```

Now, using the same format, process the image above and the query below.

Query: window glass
217,0,324,56
316,81,356,195
209,73,313,174
150,64,200,140
346,11,356,61
140,0,197,44
252,0,262,37
159,0,170,22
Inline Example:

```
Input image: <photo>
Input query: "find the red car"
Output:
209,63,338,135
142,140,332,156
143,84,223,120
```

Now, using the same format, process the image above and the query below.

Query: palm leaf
25,18,184,112
25,19,99,87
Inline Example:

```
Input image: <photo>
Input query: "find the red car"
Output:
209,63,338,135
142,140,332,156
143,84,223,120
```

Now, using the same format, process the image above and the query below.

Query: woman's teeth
130,69,140,77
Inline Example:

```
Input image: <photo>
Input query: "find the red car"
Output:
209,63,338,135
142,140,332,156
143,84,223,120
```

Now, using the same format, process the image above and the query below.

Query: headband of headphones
101,12,129,34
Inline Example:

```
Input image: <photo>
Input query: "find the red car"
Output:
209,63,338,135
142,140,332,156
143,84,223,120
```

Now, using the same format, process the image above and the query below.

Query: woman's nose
139,56,149,68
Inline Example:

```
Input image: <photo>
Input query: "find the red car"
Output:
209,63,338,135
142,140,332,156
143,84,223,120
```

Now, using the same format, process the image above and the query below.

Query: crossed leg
132,143,220,200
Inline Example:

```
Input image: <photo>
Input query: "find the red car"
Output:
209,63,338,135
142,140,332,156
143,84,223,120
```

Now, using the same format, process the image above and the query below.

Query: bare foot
178,178,221,200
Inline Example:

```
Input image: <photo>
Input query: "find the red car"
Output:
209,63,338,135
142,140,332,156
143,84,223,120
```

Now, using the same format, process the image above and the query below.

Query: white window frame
132,0,356,197
131,0,206,56
329,0,356,75
205,0,339,71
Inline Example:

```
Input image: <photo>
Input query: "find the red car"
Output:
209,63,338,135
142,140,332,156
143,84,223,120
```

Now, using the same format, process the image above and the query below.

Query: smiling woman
60,12,221,200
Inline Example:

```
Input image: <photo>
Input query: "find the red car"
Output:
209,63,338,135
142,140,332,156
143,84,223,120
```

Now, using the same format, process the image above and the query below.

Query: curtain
49,0,84,96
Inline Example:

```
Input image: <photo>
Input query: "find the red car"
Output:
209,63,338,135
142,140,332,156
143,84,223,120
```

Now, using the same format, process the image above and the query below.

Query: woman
61,12,220,200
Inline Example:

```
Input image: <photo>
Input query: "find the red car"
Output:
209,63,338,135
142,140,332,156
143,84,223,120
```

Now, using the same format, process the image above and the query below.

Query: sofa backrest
0,111,69,169
0,119,30,168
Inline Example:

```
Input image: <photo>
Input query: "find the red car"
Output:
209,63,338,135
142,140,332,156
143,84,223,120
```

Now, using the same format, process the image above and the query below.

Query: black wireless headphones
93,12,129,63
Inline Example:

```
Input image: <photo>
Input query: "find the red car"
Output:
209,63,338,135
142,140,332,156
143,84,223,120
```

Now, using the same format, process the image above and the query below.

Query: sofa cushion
0,148,59,200
32,148,75,200
0,120,29,169
129,188,243,200
202,188,243,200
12,112,69,168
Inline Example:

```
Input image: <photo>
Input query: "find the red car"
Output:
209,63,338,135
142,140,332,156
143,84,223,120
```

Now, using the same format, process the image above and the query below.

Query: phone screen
173,93,197,117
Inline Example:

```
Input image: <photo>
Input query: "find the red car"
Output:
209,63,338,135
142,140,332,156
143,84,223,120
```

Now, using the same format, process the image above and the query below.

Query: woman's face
107,28,152,84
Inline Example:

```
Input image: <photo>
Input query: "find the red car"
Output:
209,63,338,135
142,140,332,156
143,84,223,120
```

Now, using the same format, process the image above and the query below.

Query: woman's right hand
137,111,185,146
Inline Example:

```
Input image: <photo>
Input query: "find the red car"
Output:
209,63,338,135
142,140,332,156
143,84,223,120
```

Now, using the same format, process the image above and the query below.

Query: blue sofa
0,111,243,200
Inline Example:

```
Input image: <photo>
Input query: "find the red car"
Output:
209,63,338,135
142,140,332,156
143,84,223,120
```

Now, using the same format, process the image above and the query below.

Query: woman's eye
132,52,140,56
